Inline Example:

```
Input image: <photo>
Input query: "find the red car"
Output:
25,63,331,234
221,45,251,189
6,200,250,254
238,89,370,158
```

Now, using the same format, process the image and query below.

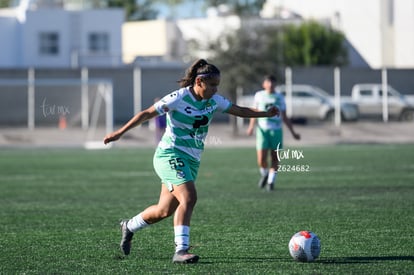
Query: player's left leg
257,149,269,188
267,129,283,191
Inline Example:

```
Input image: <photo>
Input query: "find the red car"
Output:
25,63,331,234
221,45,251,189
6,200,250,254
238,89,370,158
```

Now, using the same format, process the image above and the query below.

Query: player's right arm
103,105,159,144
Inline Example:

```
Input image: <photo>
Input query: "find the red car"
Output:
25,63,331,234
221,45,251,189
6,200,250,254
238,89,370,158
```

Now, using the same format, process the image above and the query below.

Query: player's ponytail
178,59,220,87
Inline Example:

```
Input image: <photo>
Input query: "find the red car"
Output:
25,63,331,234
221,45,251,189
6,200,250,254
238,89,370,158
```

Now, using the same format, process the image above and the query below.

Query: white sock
268,170,277,184
127,213,149,233
174,225,190,252
260,168,268,177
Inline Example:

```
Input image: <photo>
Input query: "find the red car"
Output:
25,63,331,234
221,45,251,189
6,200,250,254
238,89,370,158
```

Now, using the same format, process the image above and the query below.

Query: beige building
122,19,187,64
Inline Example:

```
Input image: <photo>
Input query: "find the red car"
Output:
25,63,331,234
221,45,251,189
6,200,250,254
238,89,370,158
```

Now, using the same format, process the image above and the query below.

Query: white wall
263,0,414,68
80,9,123,67
23,9,71,67
0,7,123,68
0,12,19,67
394,0,414,68
339,0,383,68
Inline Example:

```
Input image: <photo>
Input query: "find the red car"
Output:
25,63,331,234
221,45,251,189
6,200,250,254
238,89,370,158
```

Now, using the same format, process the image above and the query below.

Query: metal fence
0,65,413,127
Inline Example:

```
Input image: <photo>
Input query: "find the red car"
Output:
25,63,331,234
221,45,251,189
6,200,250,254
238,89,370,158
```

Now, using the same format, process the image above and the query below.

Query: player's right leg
256,149,269,188
170,181,199,263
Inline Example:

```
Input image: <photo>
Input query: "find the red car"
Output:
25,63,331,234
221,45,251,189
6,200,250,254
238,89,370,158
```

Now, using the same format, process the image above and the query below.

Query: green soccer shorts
153,148,200,191
256,127,283,150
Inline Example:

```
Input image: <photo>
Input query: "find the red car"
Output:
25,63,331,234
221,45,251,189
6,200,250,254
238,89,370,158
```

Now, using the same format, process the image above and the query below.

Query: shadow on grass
198,256,414,265
111,254,413,265
319,256,414,264
200,256,290,264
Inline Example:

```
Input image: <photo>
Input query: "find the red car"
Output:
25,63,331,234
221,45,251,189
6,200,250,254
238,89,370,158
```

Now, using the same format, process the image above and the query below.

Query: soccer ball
288,231,321,262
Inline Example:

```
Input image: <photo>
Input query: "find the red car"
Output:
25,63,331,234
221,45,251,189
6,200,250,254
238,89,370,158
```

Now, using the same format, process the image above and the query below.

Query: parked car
238,84,359,123
278,85,359,122
346,84,414,121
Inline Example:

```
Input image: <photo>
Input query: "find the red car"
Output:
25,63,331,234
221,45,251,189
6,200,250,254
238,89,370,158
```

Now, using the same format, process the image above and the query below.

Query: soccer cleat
120,220,134,255
258,174,268,188
172,250,199,264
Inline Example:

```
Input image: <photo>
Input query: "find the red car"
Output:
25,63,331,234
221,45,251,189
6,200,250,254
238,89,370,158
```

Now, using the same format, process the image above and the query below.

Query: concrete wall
0,66,413,126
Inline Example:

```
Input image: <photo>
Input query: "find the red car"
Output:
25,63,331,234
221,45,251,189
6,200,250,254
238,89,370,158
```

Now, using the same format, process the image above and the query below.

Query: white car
349,84,414,121
278,85,359,122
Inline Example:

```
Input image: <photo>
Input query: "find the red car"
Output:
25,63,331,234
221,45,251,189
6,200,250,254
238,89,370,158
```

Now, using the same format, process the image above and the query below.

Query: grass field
0,144,413,274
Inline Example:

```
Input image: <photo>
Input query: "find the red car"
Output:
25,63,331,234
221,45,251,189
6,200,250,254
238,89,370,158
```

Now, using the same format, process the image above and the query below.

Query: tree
205,26,283,134
0,0,12,8
281,21,347,66
195,21,347,133
209,26,282,97
204,21,347,96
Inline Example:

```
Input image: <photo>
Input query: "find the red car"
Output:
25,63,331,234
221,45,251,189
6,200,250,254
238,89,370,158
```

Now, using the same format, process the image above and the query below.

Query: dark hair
263,74,277,83
178,59,220,87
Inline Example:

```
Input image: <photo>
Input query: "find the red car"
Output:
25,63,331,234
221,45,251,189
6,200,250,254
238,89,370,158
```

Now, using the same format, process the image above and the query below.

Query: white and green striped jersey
154,87,232,161
253,90,285,130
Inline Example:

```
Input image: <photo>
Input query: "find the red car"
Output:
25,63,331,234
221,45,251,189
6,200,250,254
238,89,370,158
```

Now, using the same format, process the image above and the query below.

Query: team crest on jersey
204,101,214,113
176,170,186,179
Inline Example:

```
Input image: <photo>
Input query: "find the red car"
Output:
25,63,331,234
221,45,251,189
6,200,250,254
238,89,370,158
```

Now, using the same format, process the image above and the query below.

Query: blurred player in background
104,59,279,263
247,74,300,191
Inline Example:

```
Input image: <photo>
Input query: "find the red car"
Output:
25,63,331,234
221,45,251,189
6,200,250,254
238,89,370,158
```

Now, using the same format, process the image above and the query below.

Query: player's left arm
246,116,256,136
226,104,279,118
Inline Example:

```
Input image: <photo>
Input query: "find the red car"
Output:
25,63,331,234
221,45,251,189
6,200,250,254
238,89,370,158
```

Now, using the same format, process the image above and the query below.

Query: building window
39,32,59,55
88,32,109,54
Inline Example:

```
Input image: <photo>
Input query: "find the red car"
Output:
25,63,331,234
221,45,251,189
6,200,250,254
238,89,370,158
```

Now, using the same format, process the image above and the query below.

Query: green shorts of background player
254,127,283,191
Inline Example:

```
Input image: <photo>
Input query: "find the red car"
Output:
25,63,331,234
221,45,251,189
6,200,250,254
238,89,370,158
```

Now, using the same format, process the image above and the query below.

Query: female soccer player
103,59,279,264
247,74,300,191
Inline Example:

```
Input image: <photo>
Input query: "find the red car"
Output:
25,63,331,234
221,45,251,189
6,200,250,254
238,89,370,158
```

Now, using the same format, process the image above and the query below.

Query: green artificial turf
0,144,413,274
